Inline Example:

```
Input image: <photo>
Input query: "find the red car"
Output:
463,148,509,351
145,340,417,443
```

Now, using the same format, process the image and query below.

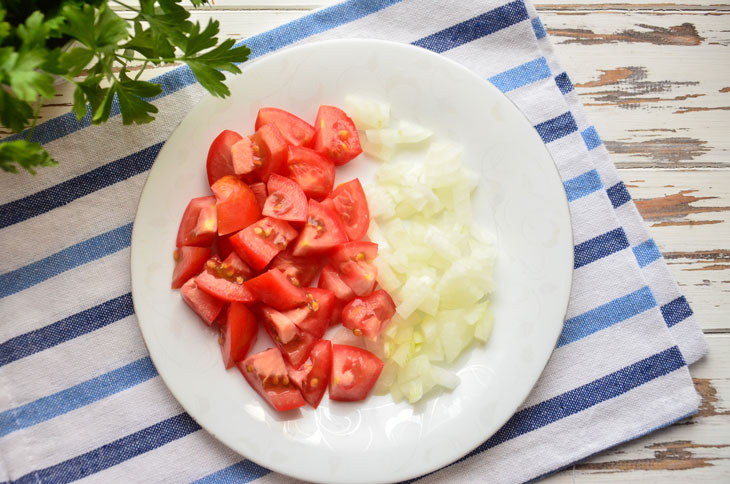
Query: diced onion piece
402,379,424,403
361,136,395,161
364,184,396,221
345,95,391,129
373,255,403,293
366,120,432,146
475,308,496,343
430,366,461,390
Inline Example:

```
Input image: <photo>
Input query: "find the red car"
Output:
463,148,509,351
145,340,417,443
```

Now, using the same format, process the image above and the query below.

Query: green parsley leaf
116,72,162,124
0,140,58,175
0,86,34,133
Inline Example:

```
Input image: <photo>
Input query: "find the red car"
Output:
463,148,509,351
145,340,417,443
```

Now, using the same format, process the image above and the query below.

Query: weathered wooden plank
544,334,730,483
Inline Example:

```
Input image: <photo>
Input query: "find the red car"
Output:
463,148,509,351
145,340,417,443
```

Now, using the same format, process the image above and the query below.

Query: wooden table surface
23,0,730,481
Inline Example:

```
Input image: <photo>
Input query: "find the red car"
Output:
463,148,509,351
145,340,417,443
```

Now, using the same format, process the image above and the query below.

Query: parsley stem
25,100,43,143
134,61,150,80
111,0,139,11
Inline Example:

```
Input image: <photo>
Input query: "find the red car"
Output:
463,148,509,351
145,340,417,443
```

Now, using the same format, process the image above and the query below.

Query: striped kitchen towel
0,1,708,483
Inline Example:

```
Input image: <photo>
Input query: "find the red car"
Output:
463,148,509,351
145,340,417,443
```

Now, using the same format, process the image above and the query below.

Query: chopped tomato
229,217,298,270
238,348,306,411
287,340,332,408
216,234,236,260
286,146,335,200
260,306,318,368
318,263,356,326
207,130,243,186
195,255,256,303
220,302,257,369
329,344,383,401
342,290,396,340
172,246,211,289
312,106,362,166
283,288,334,339
329,241,378,297
269,248,323,288
262,174,308,223
249,182,268,211
244,268,305,310
180,278,225,326
255,107,315,147
231,124,288,183
328,179,369,241
210,175,261,235
291,199,348,256
176,196,217,247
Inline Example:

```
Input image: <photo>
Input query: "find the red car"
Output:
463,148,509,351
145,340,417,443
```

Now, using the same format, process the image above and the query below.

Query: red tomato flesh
329,241,379,297
232,124,288,183
342,290,396,340
244,268,305,310
229,217,298,270
249,182,268,211
260,305,318,368
286,146,335,201
207,130,243,186
292,199,348,256
176,196,217,247
220,302,257,369
283,287,334,339
312,106,362,166
287,340,332,408
328,179,370,241
238,348,306,411
172,246,211,289
262,174,308,223
194,255,256,303
329,344,383,401
210,175,261,236
255,107,315,147
318,263,356,326
180,278,225,326
269,248,323,288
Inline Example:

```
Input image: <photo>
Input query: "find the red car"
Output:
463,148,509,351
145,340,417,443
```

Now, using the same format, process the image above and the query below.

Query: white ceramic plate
131,39,573,484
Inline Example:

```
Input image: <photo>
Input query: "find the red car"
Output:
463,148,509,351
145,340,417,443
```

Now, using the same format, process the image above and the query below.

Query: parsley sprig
0,0,250,174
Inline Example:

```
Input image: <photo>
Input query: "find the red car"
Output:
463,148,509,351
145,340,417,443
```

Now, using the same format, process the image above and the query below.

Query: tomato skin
312,106,362,166
269,248,323,288
287,340,332,408
328,179,370,241
176,196,217,247
318,263,356,326
244,268,305,310
216,234,235,260
262,174,308,223
342,290,397,340
194,255,256,303
286,146,335,200
229,217,299,270
180,278,225,326
329,344,384,401
329,241,379,297
249,182,268,211
238,348,306,412
283,288,334,339
232,124,288,183
220,302,257,369
255,107,316,147
259,305,318,368
207,130,243,186
210,176,261,236
172,246,211,289
292,199,348,256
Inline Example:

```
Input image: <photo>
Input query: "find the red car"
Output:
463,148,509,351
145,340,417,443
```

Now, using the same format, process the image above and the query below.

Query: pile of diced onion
338,96,497,404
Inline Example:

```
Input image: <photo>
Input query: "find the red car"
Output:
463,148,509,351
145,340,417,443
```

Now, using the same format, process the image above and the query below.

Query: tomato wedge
194,255,256,303
328,179,369,241
287,340,332,408
283,288,334,339
329,344,383,401
249,182,268,211
312,106,362,166
292,199,348,256
329,241,378,297
210,175,261,235
342,290,396,340
262,174,308,223
180,278,225,326
260,306,318,368
269,248,323,288
207,130,243,186
229,217,298,270
172,246,211,289
238,348,306,411
286,146,335,200
215,234,235,260
318,263,356,326
255,107,316,147
220,302,257,369
232,124,288,183
244,268,305,310
176,196,217,247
